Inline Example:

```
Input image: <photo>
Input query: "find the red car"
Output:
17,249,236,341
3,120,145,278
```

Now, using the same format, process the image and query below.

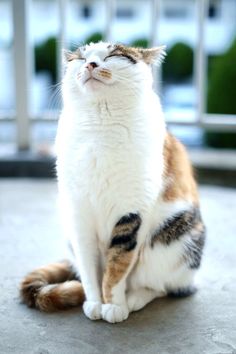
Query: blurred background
0,0,236,181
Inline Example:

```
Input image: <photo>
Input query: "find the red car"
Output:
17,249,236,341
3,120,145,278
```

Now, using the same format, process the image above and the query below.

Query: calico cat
20,42,205,323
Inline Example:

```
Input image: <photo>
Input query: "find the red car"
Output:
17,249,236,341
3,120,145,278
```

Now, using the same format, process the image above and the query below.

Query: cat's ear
62,49,77,64
139,46,166,65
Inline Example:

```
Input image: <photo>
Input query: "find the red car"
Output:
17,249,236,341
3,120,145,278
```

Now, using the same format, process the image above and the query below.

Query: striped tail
20,260,85,312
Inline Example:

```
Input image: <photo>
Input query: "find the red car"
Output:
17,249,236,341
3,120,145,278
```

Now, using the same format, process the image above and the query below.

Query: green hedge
207,39,236,115
205,38,236,148
34,35,194,85
84,32,104,44
35,37,57,83
34,32,104,82
34,33,236,148
162,42,193,82
131,38,149,49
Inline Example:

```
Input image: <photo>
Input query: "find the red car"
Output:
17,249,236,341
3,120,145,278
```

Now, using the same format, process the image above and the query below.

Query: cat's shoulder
162,132,199,204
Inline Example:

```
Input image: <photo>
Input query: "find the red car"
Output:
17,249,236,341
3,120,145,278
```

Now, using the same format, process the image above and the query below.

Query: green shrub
205,38,236,148
34,32,103,83
85,32,104,44
35,37,57,83
207,38,236,115
204,132,236,149
162,42,193,82
131,38,149,49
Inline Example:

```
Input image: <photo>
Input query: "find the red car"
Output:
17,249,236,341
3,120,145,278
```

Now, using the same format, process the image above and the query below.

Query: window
164,7,188,19
116,8,134,19
82,5,91,18
208,0,220,19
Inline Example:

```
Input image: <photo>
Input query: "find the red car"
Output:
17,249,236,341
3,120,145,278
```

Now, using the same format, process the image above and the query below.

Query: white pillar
195,0,208,124
12,0,31,151
150,0,162,94
105,0,116,42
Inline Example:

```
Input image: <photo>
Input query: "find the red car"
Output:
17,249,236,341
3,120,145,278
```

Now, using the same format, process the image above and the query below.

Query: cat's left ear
139,46,166,65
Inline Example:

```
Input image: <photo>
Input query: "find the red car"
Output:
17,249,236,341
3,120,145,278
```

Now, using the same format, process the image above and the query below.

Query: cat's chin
83,77,106,90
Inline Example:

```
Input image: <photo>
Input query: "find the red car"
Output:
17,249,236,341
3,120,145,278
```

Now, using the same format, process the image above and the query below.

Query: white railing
3,0,236,150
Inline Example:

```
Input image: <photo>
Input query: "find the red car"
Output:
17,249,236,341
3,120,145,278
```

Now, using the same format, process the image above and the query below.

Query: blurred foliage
205,38,236,148
207,38,236,115
34,35,194,85
35,37,57,84
204,132,236,149
34,33,236,149
131,38,149,48
85,32,104,44
34,32,104,83
162,42,194,82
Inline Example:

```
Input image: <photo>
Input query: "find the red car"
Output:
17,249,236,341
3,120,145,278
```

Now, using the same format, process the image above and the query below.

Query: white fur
56,42,195,323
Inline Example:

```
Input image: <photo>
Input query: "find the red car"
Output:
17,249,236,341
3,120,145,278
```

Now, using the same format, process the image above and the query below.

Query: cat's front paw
101,304,129,323
83,301,102,320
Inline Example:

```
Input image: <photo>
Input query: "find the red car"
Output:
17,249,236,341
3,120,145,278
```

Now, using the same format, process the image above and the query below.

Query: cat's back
162,132,199,205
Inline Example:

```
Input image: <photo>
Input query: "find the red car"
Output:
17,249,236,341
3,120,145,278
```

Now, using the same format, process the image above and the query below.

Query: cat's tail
20,260,85,312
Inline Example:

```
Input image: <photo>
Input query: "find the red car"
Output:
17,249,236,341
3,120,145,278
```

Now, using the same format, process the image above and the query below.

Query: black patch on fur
111,236,137,251
151,207,206,270
167,286,197,298
151,208,201,246
110,213,141,251
184,229,206,269
115,213,141,226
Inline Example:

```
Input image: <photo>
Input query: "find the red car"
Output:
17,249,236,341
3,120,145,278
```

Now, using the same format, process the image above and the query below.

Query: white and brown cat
20,42,205,323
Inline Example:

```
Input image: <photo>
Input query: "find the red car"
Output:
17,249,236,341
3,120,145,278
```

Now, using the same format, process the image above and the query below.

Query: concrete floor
0,179,236,354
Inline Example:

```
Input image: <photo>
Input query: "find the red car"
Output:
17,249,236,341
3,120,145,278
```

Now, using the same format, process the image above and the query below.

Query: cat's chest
64,141,136,190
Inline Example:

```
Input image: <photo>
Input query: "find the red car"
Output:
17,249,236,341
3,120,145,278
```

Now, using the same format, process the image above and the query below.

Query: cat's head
62,41,166,100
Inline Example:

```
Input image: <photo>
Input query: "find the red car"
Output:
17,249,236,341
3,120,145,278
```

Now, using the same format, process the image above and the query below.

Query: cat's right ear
62,50,76,64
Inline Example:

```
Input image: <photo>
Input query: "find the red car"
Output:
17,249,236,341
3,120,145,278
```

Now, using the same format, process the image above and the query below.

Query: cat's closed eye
104,54,137,64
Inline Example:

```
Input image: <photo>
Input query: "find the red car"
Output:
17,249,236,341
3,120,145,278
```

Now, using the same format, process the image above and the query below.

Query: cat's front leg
61,199,102,320
102,213,141,323
73,229,102,320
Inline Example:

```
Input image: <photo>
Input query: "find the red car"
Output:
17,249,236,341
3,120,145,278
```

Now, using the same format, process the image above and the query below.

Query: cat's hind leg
127,288,165,313
102,213,142,323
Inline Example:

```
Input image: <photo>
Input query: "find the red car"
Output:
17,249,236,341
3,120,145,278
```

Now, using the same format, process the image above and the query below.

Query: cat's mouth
84,76,104,85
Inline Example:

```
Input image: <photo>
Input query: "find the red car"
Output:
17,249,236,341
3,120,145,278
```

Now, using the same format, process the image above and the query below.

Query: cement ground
0,179,236,354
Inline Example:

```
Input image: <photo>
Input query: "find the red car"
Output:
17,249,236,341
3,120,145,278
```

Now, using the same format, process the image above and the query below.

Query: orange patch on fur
36,281,85,312
98,69,112,79
102,249,134,303
20,260,85,311
162,133,199,204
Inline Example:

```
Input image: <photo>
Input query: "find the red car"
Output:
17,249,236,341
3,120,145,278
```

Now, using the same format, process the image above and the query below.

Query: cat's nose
86,62,98,71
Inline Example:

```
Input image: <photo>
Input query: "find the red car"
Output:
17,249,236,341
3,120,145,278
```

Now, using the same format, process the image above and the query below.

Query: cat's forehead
81,42,114,57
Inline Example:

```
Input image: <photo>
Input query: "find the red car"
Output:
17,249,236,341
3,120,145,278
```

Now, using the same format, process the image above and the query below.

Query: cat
20,42,205,323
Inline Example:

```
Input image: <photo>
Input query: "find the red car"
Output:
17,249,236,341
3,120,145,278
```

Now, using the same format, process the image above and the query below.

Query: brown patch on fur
112,44,165,64
102,249,134,303
20,260,84,311
36,281,85,312
112,44,143,60
98,69,112,79
162,133,199,204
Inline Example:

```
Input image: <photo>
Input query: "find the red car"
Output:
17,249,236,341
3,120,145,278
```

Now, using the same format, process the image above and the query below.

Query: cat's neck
63,88,162,128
